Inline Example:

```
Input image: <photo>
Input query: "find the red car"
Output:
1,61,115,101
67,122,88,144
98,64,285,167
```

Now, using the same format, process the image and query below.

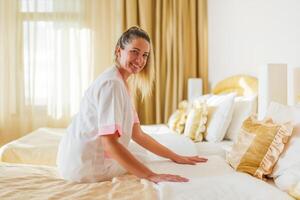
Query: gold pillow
168,100,188,134
183,101,208,142
227,116,293,179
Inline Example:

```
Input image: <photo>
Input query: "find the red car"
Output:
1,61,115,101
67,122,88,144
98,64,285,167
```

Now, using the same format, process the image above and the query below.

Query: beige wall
208,0,300,89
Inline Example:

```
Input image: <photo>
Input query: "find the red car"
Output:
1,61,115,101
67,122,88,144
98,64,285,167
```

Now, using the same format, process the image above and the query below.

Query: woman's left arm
131,123,207,165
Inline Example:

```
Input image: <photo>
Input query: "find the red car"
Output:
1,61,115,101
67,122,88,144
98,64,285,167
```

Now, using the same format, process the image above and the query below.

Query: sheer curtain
0,0,93,145
0,0,208,145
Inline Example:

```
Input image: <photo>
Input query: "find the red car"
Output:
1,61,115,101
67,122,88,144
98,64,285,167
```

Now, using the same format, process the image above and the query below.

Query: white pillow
204,93,236,142
274,164,300,191
265,102,300,191
224,95,257,141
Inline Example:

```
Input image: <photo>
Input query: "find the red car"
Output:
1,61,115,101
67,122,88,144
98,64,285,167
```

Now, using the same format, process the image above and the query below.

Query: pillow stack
168,93,238,142
227,101,300,197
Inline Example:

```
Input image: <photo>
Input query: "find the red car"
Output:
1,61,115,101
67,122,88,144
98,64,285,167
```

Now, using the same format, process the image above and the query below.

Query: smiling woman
56,26,207,184
0,0,208,147
114,26,154,100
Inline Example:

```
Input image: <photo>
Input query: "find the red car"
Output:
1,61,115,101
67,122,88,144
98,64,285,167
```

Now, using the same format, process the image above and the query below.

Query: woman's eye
130,50,139,55
143,54,149,59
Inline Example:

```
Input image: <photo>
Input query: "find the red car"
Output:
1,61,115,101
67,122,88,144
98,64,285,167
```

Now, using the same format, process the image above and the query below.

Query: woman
57,26,207,183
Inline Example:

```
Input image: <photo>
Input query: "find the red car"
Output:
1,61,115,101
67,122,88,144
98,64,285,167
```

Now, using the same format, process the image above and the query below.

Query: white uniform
57,66,139,183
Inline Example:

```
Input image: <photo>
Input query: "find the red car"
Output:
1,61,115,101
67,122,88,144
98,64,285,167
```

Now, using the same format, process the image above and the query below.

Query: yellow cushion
227,116,293,179
168,100,188,134
183,101,208,142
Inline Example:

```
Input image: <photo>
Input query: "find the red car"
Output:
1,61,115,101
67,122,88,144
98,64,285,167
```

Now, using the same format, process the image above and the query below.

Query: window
20,0,91,117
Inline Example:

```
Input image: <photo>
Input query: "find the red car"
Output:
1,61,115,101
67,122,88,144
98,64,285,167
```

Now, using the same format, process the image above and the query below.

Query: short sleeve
96,80,125,136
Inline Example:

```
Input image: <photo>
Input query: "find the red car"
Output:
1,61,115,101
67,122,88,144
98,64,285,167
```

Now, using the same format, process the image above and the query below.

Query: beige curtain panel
0,0,207,145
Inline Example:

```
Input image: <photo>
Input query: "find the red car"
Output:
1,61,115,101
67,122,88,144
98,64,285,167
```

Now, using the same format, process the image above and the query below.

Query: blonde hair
114,26,154,100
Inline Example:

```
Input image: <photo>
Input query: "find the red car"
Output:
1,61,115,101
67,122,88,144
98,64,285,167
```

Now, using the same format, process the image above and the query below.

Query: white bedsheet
129,132,198,162
146,156,293,200
157,173,293,200
142,124,233,159
141,124,176,135
194,140,233,158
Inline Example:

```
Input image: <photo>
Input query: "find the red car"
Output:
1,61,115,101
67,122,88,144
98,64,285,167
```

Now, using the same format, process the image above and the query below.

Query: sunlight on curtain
0,0,207,145
22,16,91,118
0,0,92,145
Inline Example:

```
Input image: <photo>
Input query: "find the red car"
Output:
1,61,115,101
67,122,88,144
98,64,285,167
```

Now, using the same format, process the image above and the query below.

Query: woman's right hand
146,173,189,184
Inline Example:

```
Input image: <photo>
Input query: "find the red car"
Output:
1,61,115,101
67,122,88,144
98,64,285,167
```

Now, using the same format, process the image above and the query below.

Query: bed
0,74,296,200
0,154,293,200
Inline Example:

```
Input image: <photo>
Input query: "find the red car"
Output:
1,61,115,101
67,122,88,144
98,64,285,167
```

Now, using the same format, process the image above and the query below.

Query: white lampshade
287,67,300,106
188,78,203,102
258,64,287,120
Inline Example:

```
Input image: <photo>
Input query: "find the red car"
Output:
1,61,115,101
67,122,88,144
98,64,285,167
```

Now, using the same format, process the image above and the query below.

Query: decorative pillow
224,95,257,141
204,93,236,142
226,116,293,179
168,100,188,134
183,100,208,142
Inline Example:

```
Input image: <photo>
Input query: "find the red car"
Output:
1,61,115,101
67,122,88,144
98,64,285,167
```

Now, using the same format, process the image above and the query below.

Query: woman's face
116,38,150,74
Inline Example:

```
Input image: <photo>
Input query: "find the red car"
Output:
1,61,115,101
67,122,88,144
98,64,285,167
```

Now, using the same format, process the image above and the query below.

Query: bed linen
194,140,233,158
0,128,65,166
0,155,292,200
147,156,292,200
142,124,234,159
0,162,157,200
0,125,234,166
157,172,293,200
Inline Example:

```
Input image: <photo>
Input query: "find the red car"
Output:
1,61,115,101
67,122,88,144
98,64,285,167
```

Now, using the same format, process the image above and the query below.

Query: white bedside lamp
188,78,203,102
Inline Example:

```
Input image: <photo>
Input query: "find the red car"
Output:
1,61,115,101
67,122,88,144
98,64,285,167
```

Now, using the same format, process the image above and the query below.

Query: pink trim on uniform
98,124,123,136
99,124,122,159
